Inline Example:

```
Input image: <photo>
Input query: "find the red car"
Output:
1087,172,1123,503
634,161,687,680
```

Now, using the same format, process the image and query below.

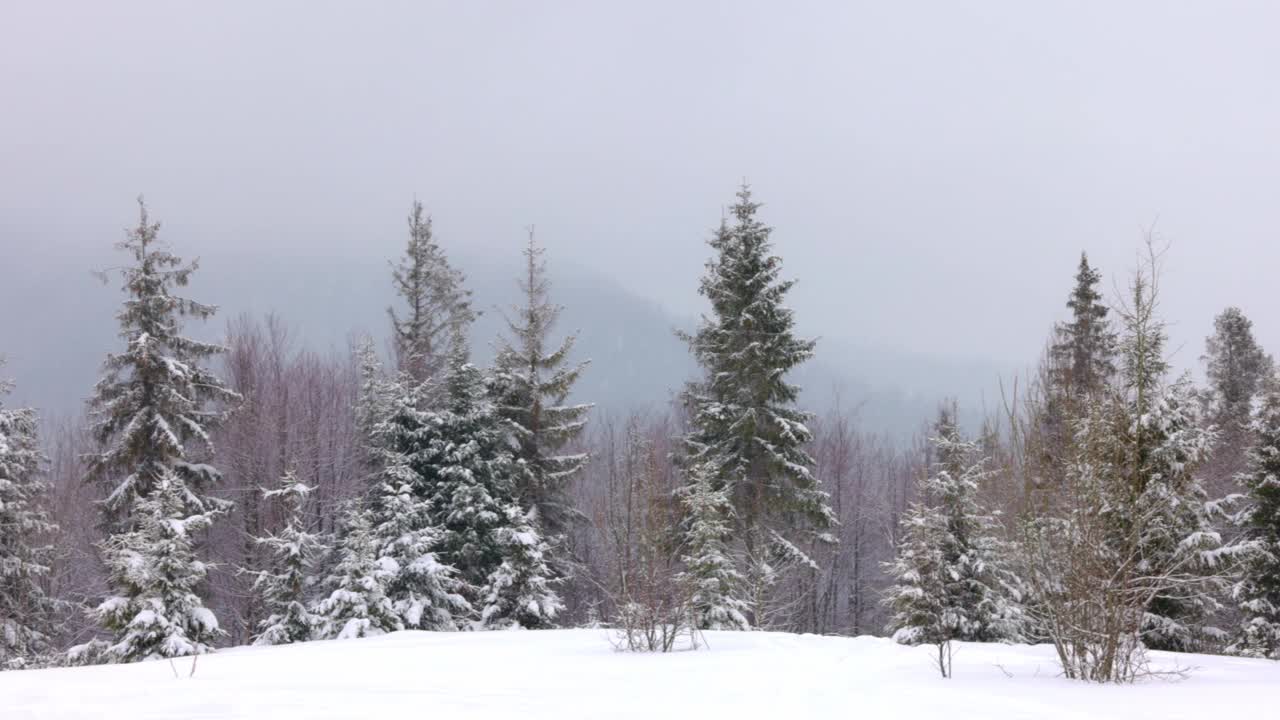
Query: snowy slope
3,630,1276,719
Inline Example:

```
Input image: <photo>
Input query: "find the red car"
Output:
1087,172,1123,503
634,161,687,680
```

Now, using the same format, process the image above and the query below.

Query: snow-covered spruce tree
388,201,475,387
354,337,396,474
312,505,402,640
679,186,834,626
81,200,238,663
423,342,535,603
1108,261,1229,652
244,472,325,646
1024,249,1240,681
480,504,563,629
0,370,58,669
491,228,591,549
1228,376,1280,659
90,477,222,661
884,408,1022,670
676,462,749,631
368,382,470,631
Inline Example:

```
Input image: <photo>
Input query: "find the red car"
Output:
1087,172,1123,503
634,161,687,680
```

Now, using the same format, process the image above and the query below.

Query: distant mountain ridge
1,244,1008,439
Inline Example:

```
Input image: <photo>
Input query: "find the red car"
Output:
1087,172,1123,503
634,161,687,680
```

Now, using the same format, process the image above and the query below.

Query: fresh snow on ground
3,630,1276,719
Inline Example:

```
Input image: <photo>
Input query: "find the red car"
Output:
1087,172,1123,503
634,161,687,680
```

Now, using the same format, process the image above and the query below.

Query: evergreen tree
90,478,223,661
1109,260,1228,651
480,505,563,629
1049,252,1117,399
426,343,520,596
1228,376,1280,659
491,228,591,547
680,185,833,573
86,200,239,527
388,201,475,386
354,338,395,474
83,200,237,662
0,370,58,668
312,506,402,640
1203,307,1273,430
884,410,1023,649
369,384,470,631
244,473,324,646
676,462,749,631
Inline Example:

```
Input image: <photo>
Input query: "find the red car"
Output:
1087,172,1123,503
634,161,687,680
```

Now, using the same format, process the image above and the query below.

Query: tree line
1,188,1277,682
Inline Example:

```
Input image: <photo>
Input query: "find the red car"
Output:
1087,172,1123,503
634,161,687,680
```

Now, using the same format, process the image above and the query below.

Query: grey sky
3,1,1278,392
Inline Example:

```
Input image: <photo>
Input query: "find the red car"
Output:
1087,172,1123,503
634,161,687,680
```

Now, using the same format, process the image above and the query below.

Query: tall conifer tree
388,201,475,387
492,228,591,545
83,200,238,662
680,185,833,572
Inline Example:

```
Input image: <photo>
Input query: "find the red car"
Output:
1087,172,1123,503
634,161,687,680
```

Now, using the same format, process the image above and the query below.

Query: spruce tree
92,478,223,661
369,383,470,631
426,343,521,595
884,410,1023,650
0,370,58,668
1049,252,1117,399
388,201,475,386
480,504,563,629
245,472,324,646
1109,262,1227,651
83,200,237,662
491,228,591,547
1228,376,1280,659
677,462,749,631
312,506,403,640
1203,307,1273,430
680,185,833,576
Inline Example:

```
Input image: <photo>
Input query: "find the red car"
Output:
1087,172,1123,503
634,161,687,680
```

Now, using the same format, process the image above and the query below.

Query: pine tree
312,506,403,640
680,185,833,579
0,369,58,668
369,384,470,631
884,410,1023,652
1228,376,1280,659
491,228,591,547
480,504,563,629
388,201,475,386
82,200,237,662
244,473,324,646
1049,252,1117,399
91,478,223,661
677,462,749,631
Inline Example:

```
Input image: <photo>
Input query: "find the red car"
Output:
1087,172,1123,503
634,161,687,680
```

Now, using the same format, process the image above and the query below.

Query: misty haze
2,3,1278,718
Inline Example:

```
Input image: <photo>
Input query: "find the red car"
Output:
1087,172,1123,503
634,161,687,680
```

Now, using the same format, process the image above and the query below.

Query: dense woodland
2,186,1278,682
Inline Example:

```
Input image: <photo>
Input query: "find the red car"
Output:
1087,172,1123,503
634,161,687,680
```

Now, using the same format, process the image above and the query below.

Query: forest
1,185,1278,684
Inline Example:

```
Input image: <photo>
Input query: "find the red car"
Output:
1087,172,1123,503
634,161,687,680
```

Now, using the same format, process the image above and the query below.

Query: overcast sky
3,1,1278,381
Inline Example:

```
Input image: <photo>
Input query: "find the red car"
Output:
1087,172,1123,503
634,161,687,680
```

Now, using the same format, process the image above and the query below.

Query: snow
2,630,1276,719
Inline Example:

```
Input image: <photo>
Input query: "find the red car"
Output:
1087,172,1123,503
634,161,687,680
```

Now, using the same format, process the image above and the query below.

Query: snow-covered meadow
4,630,1276,719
